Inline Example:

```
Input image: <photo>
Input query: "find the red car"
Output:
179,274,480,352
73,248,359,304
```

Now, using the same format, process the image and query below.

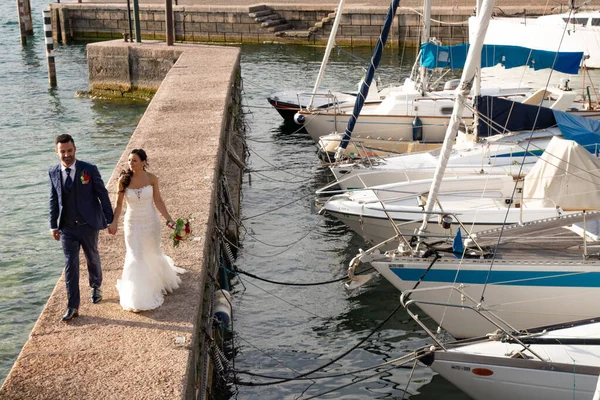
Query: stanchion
43,10,57,87
166,0,173,45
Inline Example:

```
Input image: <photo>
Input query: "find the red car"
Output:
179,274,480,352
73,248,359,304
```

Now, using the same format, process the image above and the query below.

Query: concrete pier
0,42,243,399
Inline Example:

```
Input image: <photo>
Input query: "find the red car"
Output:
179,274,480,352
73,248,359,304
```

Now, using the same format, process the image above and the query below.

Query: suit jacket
49,160,114,230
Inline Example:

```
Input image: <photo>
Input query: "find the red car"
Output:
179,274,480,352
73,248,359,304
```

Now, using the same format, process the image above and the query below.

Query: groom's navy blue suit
49,160,113,309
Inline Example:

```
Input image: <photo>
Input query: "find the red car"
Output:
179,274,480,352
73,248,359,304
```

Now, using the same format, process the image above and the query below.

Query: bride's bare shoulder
147,172,159,185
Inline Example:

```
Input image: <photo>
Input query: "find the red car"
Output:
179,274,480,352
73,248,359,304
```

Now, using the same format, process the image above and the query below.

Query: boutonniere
80,171,91,185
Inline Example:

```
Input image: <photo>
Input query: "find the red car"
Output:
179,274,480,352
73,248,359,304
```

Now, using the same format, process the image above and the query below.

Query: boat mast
308,0,346,111
419,0,431,95
334,0,400,160
416,0,494,236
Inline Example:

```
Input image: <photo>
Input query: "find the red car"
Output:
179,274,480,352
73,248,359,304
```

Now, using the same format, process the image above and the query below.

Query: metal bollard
43,10,57,87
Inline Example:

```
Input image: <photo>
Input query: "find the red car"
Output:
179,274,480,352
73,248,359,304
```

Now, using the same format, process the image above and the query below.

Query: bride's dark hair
118,149,149,192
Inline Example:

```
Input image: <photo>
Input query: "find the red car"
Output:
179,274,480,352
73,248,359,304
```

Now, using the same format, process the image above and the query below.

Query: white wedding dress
116,185,185,311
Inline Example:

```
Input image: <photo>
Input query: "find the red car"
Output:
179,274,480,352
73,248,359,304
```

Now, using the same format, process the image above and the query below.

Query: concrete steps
247,4,314,38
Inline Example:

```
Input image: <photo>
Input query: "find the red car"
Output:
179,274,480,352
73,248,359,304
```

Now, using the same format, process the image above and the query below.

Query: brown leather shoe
61,308,79,322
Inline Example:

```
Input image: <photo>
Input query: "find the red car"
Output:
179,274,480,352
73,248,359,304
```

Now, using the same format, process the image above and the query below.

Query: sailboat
267,0,383,122
317,95,600,192
479,8,600,68
341,0,600,339
417,317,600,400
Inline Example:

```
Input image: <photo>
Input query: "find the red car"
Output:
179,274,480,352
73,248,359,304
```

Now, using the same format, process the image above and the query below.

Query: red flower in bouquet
169,217,193,247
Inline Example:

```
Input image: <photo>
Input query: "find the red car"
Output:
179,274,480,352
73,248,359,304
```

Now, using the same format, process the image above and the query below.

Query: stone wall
49,3,485,48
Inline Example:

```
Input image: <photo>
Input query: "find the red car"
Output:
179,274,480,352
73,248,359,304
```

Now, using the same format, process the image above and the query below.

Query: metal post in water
132,0,141,43
16,0,27,45
43,10,57,87
126,0,133,42
165,0,173,45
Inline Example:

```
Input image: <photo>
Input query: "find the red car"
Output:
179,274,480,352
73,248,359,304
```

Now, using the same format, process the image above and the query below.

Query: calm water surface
4,3,596,398
0,0,146,386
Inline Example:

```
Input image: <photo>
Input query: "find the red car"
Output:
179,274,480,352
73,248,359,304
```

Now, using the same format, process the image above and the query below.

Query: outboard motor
294,112,306,125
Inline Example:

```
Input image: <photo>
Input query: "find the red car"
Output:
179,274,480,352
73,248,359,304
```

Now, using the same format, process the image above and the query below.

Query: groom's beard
61,156,75,167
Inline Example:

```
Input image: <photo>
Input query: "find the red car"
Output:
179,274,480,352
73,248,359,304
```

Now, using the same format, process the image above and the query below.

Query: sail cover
523,137,600,210
421,43,583,74
476,96,600,147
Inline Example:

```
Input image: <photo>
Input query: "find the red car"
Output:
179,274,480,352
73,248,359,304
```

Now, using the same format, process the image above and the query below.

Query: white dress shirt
61,160,77,186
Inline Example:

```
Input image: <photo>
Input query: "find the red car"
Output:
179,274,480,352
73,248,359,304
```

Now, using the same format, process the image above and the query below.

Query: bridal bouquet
169,217,193,247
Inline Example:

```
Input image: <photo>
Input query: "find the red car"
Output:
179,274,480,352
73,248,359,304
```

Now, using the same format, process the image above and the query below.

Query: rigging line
301,362,406,400
242,192,314,221
238,218,323,248
242,104,278,110
247,147,316,179
333,44,371,64
235,303,405,387
237,351,421,381
406,7,469,25
249,169,313,185
248,165,319,172
239,273,322,318
233,332,310,379
221,228,304,258
479,8,577,302
234,265,375,286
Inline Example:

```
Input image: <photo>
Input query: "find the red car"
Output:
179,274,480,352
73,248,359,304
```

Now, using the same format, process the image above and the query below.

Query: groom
49,134,114,322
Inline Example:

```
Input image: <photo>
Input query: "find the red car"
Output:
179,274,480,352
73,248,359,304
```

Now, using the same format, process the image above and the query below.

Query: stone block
351,14,371,25
89,19,106,29
208,13,225,23
225,33,243,43
104,19,119,29
225,12,239,23
147,21,163,31
217,23,234,33
191,13,209,23
232,24,250,34
361,25,381,36
341,25,361,36
110,11,125,20
209,32,227,42
200,22,217,32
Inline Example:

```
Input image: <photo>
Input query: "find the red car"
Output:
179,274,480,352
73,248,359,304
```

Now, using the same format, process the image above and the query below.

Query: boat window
563,17,588,25
440,107,454,115
592,18,600,26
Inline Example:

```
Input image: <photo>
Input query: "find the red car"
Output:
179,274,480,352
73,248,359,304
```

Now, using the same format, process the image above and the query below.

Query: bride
108,149,185,312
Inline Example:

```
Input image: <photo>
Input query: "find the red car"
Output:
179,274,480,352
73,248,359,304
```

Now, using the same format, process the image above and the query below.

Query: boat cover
523,137,600,210
476,96,600,148
476,96,556,137
421,43,583,74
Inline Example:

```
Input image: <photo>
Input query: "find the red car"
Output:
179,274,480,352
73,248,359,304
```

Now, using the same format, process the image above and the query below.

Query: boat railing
399,286,546,360
296,90,346,114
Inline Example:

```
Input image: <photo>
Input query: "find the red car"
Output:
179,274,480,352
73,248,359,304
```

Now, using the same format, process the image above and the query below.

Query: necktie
65,167,73,189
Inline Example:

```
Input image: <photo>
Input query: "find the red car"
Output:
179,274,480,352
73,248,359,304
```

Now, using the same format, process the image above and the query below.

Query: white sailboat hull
425,321,600,400
322,174,566,246
371,257,600,338
478,12,600,68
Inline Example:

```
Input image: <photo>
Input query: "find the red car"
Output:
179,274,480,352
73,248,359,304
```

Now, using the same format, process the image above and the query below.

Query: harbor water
3,1,599,398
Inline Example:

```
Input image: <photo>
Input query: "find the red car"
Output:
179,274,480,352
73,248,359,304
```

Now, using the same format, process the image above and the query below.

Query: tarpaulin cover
421,43,583,74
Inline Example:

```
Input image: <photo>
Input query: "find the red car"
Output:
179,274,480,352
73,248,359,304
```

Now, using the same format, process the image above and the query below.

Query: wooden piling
43,10,57,87
16,0,27,45
23,0,33,35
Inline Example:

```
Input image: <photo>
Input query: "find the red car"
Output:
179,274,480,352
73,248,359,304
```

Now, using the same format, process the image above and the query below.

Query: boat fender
294,112,306,125
214,290,232,327
412,116,423,141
